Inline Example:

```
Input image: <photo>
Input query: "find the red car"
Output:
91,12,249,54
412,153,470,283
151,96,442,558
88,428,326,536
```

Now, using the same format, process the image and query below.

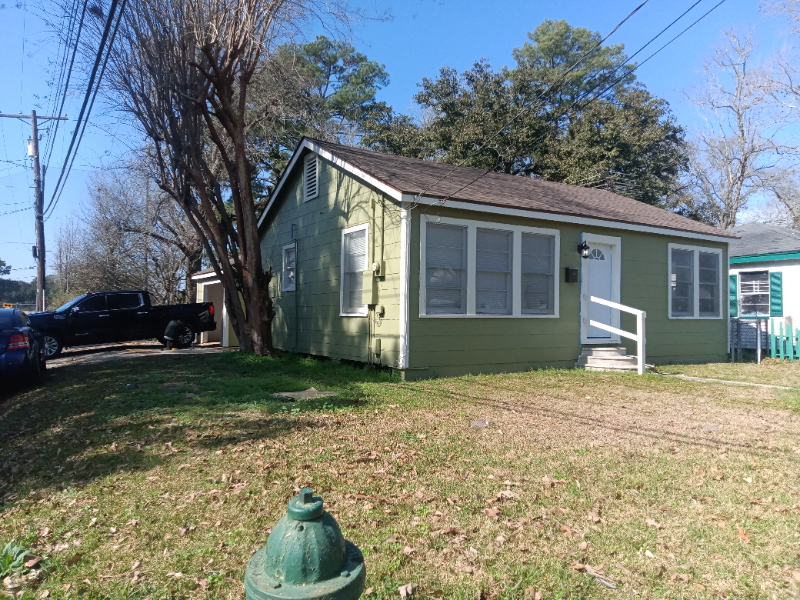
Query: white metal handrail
588,295,647,375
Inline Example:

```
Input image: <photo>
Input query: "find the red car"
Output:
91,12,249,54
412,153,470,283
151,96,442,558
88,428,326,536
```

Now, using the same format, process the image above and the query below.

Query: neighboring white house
729,223,800,328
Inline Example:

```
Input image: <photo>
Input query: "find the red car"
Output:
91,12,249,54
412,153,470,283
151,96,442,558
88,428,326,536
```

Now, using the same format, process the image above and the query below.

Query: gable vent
304,154,319,202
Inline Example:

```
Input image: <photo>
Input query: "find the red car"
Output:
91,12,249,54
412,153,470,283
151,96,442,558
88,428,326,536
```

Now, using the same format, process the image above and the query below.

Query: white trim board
419,214,561,319
398,207,411,369
191,272,220,281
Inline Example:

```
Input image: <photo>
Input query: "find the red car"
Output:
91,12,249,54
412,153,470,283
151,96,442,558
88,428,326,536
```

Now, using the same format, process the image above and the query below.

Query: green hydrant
245,488,366,600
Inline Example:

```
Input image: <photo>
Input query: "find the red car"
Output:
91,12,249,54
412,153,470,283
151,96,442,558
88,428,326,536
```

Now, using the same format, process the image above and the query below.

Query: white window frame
420,216,560,318
668,243,724,319
281,242,297,292
303,153,319,203
340,222,369,317
737,270,771,317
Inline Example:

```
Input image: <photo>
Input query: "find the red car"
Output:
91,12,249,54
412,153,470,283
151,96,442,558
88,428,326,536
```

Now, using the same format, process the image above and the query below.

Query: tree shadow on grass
0,351,396,503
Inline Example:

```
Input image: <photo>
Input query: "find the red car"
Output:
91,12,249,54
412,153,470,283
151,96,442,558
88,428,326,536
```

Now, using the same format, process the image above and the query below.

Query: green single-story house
218,138,736,379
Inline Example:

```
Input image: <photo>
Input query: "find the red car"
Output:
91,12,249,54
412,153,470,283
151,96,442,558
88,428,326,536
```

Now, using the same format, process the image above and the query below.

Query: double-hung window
739,271,770,316
340,223,368,316
421,217,559,317
668,244,722,318
425,223,468,315
282,243,296,292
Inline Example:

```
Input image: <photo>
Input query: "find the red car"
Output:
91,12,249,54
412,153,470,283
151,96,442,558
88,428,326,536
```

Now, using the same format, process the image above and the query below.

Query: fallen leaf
483,508,500,519
24,556,43,569
65,553,83,567
398,582,417,597
39,591,50,598
524,588,542,600
131,561,142,572
403,546,415,556
737,527,750,543
364,587,373,595
694,583,706,591
459,566,474,574
386,534,401,543
587,511,601,523
645,550,655,558
496,490,519,500
167,572,183,579
495,535,506,546
578,541,589,551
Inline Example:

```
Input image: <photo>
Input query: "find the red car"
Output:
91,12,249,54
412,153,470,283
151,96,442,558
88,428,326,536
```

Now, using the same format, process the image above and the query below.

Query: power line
44,0,122,218
0,206,32,217
568,0,729,119
410,0,652,209
44,0,89,170
419,0,729,209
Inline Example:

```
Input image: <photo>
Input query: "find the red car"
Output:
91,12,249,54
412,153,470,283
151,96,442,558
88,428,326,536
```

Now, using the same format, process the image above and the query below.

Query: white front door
580,234,621,345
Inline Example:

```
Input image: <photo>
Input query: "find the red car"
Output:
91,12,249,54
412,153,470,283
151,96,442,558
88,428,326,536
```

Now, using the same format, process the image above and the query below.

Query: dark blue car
0,308,46,383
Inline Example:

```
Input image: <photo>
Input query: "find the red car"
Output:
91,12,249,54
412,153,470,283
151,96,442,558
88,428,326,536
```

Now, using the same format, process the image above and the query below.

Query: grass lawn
1,352,800,599
659,359,800,389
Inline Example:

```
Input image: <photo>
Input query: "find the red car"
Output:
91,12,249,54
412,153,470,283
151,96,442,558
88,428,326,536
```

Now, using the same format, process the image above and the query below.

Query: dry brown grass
659,359,800,391
1,353,799,599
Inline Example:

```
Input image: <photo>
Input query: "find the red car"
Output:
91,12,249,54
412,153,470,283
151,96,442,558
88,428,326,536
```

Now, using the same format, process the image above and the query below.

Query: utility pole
0,111,68,311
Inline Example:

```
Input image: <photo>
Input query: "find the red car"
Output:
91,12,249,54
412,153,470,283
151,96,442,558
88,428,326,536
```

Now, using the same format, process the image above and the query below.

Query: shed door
580,235,621,344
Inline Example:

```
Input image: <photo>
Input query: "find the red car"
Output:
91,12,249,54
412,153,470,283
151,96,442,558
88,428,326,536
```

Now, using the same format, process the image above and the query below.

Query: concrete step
576,355,640,371
579,346,627,357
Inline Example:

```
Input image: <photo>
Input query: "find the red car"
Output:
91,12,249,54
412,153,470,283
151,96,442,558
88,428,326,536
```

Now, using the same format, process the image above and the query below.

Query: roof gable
258,137,734,241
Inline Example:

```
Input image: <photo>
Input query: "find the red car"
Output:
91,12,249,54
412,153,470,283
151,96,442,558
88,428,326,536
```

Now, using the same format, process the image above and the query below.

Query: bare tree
54,219,82,297
686,30,786,229
99,0,355,354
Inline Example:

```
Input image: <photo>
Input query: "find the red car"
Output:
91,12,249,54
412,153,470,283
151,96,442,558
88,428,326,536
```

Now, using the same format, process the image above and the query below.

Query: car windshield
55,295,86,313
0,310,16,329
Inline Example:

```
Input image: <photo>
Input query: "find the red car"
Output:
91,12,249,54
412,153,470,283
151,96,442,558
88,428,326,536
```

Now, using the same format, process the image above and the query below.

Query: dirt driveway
45,340,228,370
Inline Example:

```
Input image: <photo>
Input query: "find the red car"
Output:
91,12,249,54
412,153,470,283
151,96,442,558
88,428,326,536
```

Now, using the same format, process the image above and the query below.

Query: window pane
739,271,769,316
342,229,367,314
107,293,141,310
283,246,296,291
671,249,694,317
521,233,555,315
79,295,107,312
698,252,720,317
426,223,467,315
476,228,512,315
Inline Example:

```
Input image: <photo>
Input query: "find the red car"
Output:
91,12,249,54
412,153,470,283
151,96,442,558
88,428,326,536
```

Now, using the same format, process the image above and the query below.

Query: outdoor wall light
577,241,591,259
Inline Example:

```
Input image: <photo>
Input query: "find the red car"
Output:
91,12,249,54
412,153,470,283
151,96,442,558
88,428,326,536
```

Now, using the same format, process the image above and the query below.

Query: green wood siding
406,207,729,378
259,150,403,367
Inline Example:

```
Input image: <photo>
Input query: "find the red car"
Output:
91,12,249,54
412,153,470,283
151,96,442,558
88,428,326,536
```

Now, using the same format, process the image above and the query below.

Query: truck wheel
175,324,195,349
43,334,63,359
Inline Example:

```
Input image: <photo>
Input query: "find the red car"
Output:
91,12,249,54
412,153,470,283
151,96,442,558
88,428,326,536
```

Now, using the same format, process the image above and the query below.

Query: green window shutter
729,274,738,317
770,272,783,317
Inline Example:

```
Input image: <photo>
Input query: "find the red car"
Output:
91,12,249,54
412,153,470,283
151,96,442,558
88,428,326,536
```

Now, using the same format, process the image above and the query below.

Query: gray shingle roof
307,138,735,239
728,222,800,257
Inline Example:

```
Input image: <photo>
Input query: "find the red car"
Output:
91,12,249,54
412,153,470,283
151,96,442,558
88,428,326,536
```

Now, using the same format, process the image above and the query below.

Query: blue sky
0,0,788,279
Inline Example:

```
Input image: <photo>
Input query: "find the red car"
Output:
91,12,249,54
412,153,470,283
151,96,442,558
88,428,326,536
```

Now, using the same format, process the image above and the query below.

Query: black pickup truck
28,290,216,358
